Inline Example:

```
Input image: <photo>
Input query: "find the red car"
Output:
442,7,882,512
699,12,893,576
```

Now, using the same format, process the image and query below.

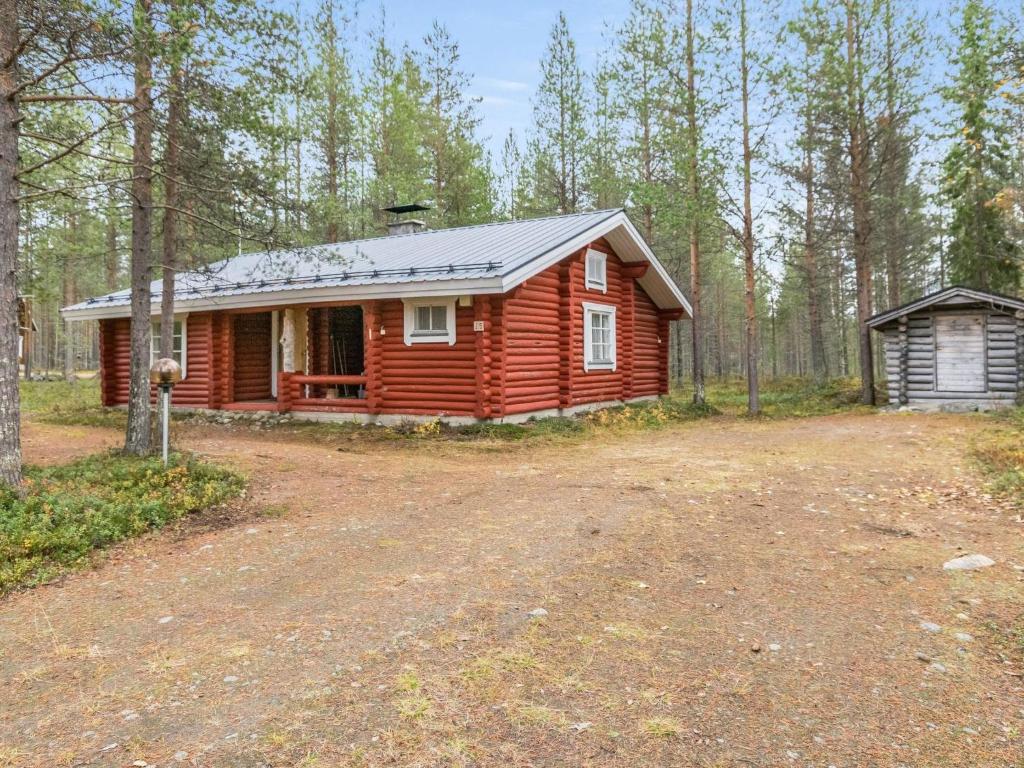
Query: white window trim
402,297,457,346
585,248,608,293
582,301,616,372
150,314,188,378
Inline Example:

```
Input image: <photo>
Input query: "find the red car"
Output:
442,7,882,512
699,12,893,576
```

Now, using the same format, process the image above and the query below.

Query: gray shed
868,286,1024,410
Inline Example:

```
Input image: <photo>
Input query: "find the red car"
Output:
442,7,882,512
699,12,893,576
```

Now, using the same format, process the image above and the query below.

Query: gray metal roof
63,209,690,319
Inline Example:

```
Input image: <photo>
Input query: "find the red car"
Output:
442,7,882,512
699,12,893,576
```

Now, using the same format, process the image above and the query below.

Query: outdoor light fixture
150,358,181,467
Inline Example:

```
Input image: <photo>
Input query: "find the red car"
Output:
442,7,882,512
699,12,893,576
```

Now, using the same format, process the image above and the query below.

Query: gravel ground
2,412,1022,767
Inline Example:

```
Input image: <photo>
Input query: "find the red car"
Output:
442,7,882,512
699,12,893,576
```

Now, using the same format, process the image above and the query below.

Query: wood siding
377,299,479,416
232,312,273,401
97,240,675,419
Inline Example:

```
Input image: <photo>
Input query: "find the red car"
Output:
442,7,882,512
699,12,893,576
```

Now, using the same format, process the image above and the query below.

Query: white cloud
476,77,530,93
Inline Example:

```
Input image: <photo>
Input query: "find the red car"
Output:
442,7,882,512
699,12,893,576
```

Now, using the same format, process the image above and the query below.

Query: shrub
0,452,244,593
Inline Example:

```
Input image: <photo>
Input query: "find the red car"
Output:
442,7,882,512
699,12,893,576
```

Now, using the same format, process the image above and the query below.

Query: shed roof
63,209,690,320
867,285,1024,329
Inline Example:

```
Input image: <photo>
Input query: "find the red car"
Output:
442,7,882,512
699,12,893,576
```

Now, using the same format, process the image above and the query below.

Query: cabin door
232,312,274,401
935,314,986,392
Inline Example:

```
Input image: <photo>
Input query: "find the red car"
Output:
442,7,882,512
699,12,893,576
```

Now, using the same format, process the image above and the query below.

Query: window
583,302,616,372
151,317,187,377
585,248,607,292
403,298,457,345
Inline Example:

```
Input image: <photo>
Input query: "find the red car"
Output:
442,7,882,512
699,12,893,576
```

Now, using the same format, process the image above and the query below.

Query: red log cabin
63,209,691,423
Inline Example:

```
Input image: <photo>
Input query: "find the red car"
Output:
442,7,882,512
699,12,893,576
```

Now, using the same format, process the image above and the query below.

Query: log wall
376,298,479,416
100,314,220,408
97,239,677,418
880,307,1021,404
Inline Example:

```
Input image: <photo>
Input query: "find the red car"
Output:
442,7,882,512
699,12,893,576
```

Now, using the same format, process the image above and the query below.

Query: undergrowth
0,452,245,593
703,376,875,418
971,406,1024,505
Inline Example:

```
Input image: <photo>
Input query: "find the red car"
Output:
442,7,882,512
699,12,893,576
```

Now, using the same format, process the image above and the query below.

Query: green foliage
942,0,1021,294
529,12,588,215
0,453,244,593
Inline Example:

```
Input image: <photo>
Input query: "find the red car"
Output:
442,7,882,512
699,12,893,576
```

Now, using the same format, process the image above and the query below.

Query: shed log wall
880,307,1021,405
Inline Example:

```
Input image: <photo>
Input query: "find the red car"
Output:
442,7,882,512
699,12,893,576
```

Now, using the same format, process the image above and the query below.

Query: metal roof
63,209,691,320
867,285,1024,329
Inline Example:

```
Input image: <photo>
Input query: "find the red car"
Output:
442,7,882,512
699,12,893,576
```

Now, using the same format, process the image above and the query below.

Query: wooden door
232,312,273,401
935,314,986,392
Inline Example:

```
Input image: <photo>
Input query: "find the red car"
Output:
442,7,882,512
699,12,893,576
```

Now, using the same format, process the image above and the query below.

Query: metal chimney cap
383,203,431,215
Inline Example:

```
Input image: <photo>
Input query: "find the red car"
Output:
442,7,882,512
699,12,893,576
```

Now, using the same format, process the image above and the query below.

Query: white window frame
150,314,188,378
585,248,608,293
402,297,457,346
583,302,616,372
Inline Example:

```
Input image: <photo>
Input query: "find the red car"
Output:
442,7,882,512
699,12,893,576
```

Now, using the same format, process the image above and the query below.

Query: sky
312,0,977,161
314,0,634,158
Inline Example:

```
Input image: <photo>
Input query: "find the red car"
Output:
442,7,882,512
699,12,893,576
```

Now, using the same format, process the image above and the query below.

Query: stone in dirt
528,608,548,618
943,554,995,571
954,632,974,643
920,621,942,633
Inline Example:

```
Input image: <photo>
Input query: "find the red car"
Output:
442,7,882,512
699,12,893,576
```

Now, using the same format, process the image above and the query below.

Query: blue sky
337,0,633,156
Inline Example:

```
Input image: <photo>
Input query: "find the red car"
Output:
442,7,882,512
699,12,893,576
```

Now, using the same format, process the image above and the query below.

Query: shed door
935,314,986,392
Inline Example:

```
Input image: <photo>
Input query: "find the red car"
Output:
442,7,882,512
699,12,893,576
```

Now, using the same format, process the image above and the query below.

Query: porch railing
278,371,368,412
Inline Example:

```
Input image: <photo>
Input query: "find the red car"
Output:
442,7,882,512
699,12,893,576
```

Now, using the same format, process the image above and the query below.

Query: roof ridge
316,207,623,248
196,209,625,274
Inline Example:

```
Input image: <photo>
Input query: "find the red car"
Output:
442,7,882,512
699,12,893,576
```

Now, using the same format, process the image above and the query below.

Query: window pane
431,305,447,330
416,306,431,330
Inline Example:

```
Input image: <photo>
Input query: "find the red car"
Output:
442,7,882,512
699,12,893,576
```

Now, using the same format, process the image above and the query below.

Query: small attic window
585,249,607,292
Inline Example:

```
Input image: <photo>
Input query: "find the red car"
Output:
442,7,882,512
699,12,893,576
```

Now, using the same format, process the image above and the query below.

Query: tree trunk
105,193,119,291
739,0,758,415
160,54,183,361
881,0,901,310
62,216,77,383
124,0,155,456
846,0,874,404
0,0,22,486
685,0,704,405
803,98,827,385
324,0,339,243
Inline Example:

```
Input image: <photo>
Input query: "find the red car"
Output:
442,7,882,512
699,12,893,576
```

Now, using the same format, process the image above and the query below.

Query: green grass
703,376,874,418
0,452,245,594
20,377,124,428
971,406,1024,505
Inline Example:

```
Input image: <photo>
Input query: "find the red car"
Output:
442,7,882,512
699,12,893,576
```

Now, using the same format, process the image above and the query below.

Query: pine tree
532,12,587,214
420,21,493,226
942,0,1020,294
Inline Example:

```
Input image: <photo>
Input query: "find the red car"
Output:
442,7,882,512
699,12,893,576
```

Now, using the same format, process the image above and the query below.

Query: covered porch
220,302,382,415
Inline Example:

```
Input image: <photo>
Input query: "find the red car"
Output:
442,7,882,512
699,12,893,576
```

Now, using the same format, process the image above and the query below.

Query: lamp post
150,358,181,466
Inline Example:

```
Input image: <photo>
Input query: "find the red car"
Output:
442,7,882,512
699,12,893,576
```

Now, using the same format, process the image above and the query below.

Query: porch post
281,308,297,372
364,301,383,413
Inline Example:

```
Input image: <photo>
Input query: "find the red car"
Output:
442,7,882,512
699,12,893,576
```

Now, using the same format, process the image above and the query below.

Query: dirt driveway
2,413,1022,767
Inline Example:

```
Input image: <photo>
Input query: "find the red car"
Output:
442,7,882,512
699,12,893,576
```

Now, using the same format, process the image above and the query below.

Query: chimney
382,203,431,236
387,219,426,236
